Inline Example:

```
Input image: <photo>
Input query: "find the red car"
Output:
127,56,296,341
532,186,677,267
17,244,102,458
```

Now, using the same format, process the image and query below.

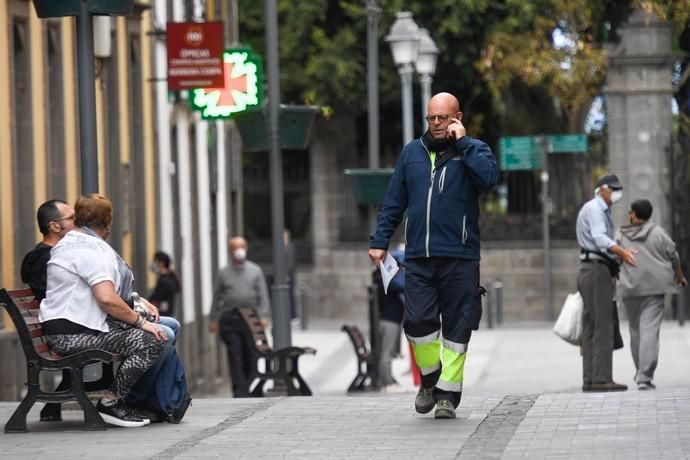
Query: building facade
0,0,235,398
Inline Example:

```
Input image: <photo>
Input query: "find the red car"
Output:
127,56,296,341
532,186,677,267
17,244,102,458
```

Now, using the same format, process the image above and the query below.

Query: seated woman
40,193,167,428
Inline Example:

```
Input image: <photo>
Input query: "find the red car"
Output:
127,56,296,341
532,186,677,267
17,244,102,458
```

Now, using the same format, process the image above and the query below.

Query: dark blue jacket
370,135,498,260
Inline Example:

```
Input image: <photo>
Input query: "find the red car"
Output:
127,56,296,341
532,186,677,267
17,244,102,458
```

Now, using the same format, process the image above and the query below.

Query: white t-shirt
39,230,122,332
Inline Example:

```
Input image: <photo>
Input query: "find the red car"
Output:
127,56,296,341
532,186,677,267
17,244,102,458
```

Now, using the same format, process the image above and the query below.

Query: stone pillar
606,10,676,230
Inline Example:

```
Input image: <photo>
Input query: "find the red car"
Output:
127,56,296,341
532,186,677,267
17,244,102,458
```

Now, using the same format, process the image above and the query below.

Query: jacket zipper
421,139,435,258
426,170,435,257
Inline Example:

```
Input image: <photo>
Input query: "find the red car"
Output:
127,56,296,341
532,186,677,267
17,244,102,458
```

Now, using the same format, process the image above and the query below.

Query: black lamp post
31,0,136,194
264,0,291,349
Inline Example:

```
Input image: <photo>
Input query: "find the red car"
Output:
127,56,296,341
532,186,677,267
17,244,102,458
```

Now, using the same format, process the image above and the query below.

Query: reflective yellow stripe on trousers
406,330,441,375
437,338,466,392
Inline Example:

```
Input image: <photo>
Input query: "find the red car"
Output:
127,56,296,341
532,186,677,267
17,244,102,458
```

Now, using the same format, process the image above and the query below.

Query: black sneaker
131,406,166,423
40,403,63,422
96,399,150,428
415,387,435,414
167,394,192,424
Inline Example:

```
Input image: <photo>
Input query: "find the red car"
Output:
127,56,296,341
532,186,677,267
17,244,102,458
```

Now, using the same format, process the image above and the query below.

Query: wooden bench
232,307,316,396
341,324,377,392
0,288,120,433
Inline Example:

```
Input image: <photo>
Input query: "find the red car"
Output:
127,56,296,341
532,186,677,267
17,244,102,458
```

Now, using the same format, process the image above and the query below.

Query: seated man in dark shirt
21,200,77,421
21,200,75,300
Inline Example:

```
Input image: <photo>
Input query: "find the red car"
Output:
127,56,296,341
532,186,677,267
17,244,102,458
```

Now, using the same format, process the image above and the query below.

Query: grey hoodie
616,221,681,298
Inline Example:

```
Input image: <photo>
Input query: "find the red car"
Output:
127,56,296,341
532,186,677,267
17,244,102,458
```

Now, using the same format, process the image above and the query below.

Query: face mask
233,248,247,262
149,262,160,274
611,190,623,204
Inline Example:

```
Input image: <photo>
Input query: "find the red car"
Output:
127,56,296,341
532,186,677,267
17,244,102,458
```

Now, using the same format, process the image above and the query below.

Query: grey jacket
210,260,270,320
616,221,681,298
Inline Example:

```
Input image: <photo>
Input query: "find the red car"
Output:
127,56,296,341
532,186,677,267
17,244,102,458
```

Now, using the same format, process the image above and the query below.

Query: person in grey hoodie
616,199,687,390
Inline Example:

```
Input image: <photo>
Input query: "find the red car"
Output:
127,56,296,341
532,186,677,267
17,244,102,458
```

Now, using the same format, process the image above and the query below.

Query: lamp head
385,11,420,66
415,28,439,76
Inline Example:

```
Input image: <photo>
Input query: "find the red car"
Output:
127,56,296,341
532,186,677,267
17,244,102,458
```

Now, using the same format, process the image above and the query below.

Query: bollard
367,284,380,389
299,283,309,330
678,284,687,326
485,284,494,329
493,279,504,325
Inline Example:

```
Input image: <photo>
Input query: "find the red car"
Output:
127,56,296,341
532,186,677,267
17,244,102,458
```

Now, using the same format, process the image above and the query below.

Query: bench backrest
0,288,59,362
342,325,369,357
234,308,272,354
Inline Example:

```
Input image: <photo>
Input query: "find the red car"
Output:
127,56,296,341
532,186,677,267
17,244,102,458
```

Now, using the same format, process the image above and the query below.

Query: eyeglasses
425,114,454,123
55,214,75,222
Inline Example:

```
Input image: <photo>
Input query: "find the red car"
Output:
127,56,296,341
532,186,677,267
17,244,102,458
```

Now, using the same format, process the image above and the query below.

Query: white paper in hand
380,252,399,294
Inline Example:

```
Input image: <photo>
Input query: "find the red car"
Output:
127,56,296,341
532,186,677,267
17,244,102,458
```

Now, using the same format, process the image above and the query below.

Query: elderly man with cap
576,173,637,392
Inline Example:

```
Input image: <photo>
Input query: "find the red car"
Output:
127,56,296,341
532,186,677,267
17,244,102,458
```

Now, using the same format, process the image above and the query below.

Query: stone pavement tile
175,395,499,460
503,389,690,459
0,398,275,460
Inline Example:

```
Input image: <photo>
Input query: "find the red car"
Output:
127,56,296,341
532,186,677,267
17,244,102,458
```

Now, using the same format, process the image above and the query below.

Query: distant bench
232,307,316,396
0,288,119,433
341,324,376,392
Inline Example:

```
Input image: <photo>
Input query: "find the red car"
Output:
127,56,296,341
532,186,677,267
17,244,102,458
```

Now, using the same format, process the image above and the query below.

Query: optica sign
190,48,263,119
167,22,224,90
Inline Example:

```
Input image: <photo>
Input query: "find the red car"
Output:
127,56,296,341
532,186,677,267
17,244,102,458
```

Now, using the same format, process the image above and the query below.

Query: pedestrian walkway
1,321,689,459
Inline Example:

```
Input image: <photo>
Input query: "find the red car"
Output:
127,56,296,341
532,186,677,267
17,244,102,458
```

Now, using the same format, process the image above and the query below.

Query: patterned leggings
46,319,166,400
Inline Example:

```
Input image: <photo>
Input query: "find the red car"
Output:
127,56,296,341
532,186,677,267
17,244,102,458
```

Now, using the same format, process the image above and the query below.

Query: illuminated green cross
191,48,263,119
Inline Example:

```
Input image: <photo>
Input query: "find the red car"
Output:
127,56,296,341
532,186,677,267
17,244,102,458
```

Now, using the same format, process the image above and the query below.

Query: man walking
369,92,498,419
209,237,270,397
617,199,687,390
576,174,637,392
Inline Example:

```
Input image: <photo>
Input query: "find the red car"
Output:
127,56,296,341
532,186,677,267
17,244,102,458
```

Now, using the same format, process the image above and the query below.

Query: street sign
499,136,542,171
167,22,224,90
190,48,263,119
549,134,588,153
500,134,588,170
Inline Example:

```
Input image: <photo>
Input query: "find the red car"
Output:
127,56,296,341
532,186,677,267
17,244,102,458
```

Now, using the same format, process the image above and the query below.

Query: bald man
369,92,499,419
209,237,270,397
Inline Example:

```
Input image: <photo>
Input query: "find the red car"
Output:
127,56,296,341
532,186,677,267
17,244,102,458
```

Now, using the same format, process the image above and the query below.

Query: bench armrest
265,346,316,358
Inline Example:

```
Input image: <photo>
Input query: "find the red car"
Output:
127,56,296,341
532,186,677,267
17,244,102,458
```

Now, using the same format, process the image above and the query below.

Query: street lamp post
265,0,291,349
385,12,420,145
415,29,439,133
365,0,381,234
366,0,381,171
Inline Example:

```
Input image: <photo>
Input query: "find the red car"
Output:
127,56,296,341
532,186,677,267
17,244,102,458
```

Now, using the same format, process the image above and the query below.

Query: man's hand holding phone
447,117,466,140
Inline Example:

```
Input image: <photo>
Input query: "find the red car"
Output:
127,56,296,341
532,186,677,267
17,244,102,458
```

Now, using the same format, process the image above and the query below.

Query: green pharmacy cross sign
191,48,263,120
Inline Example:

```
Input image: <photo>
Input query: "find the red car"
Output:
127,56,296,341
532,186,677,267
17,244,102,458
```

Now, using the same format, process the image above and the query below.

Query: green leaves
237,0,689,141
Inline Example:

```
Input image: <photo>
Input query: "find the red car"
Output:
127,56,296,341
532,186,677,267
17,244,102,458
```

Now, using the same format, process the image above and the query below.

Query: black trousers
219,311,253,397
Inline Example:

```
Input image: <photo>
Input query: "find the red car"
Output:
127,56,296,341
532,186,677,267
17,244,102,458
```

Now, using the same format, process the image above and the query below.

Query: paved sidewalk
1,322,689,459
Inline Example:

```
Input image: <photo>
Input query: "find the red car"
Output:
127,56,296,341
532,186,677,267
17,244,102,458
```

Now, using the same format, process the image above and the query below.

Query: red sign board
167,22,224,90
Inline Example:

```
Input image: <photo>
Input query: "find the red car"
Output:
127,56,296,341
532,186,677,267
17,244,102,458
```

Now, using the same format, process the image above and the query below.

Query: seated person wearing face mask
208,237,271,398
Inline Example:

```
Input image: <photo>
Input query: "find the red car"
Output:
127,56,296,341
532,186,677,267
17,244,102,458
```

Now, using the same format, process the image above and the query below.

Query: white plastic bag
553,292,583,345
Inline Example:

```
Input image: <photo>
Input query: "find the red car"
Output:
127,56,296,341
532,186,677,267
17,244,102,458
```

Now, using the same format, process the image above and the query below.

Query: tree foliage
236,0,690,151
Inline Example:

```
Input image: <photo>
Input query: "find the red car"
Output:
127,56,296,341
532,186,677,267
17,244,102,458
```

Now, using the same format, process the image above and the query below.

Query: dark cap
595,174,623,190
